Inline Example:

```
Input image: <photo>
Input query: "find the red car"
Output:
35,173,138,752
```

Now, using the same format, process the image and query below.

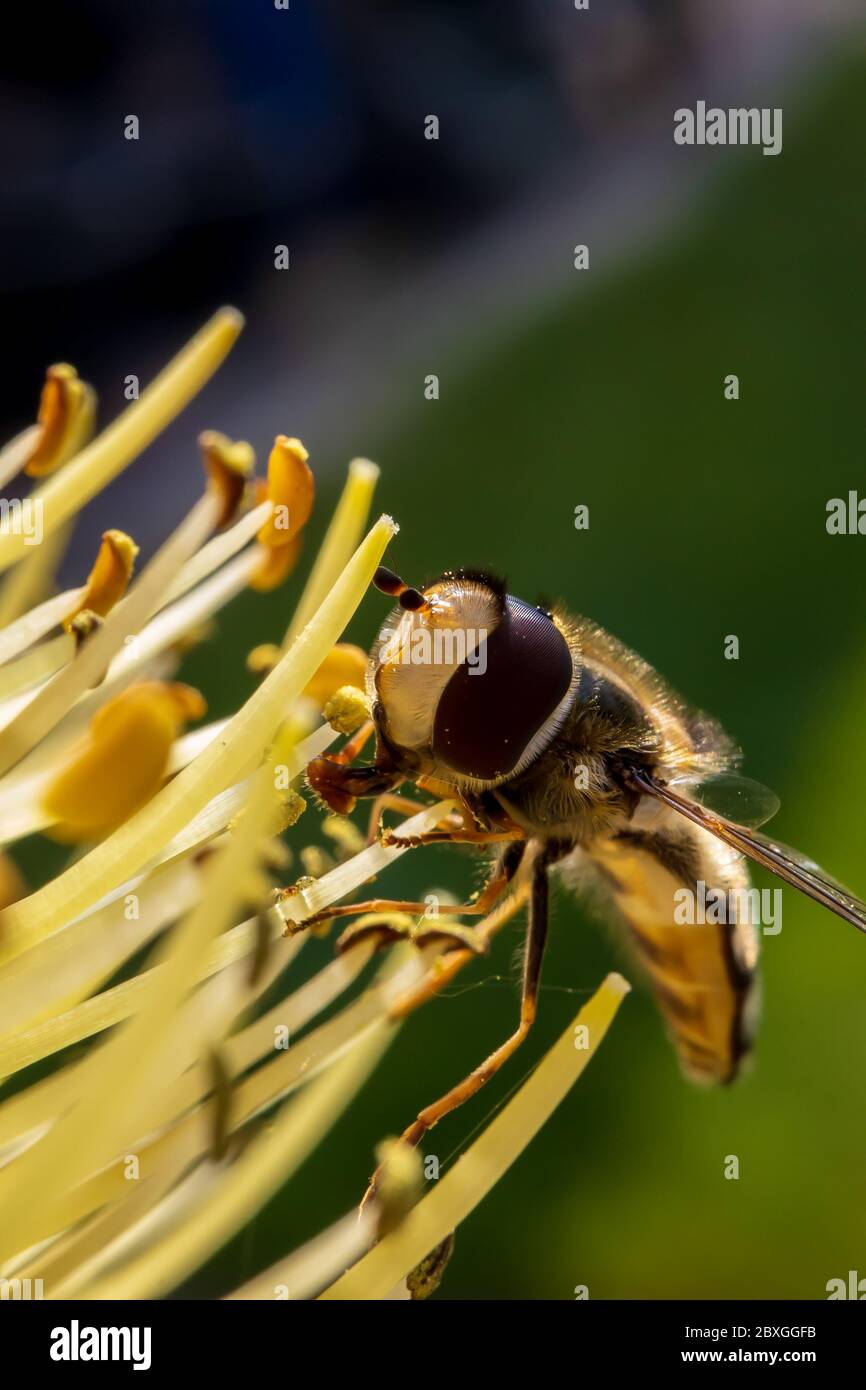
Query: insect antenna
373,564,430,612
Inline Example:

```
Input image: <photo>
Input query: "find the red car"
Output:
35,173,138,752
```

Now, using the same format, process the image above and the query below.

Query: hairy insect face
369,570,578,789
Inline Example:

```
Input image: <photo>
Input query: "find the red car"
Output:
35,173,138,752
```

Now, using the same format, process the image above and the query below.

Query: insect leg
360,842,549,1211
289,837,527,932
387,879,530,1021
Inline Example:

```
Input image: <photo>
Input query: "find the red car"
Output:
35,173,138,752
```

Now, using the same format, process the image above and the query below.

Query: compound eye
432,597,572,780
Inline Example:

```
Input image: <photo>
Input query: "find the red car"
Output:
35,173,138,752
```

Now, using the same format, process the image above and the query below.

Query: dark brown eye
432,597,573,780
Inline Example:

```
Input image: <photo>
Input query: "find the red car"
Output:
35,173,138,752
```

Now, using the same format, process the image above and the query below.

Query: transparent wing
668,772,780,829
630,768,866,938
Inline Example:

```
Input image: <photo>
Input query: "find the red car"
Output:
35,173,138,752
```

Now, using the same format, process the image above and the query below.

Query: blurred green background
168,54,866,1299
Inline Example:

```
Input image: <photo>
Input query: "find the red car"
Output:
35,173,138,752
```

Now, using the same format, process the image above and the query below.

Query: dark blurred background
3,0,866,1299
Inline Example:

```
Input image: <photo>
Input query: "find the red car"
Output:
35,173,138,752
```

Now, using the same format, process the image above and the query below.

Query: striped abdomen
580,813,760,1083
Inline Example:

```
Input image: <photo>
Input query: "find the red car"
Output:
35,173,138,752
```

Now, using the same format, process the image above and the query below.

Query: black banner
0,1299,859,1373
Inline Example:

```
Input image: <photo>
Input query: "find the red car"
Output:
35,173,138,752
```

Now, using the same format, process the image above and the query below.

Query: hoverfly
305,565,866,1156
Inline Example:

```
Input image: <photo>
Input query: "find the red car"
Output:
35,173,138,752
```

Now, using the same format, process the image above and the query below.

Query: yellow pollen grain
322,684,369,735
